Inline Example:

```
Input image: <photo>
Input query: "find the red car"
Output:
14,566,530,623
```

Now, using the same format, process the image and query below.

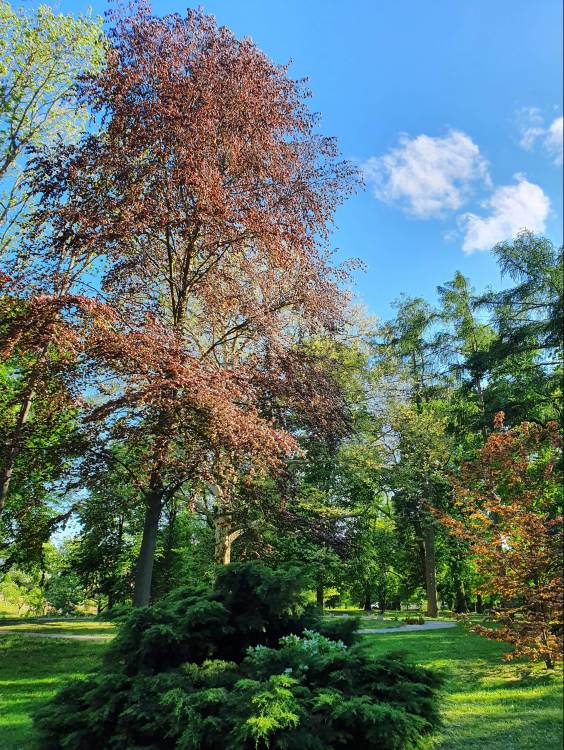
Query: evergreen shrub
35,563,442,749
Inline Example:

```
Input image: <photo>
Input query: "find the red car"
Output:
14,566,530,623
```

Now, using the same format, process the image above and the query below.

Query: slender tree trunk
413,519,427,580
316,582,324,610
422,524,438,617
363,589,372,612
378,584,387,615
214,514,242,565
453,580,468,613
133,490,162,607
210,481,243,565
476,593,483,613
214,513,229,564
451,553,468,613
540,628,555,669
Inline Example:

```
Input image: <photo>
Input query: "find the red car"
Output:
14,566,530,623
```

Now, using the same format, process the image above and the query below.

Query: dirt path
357,620,457,634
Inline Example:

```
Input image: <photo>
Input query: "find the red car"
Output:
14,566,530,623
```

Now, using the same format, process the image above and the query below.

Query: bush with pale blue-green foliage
35,563,442,749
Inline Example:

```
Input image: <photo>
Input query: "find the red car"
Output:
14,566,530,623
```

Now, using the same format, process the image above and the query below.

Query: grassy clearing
325,608,458,630
0,635,108,750
329,615,405,629
365,625,563,750
0,618,561,750
357,617,403,629
327,607,458,617
0,617,115,637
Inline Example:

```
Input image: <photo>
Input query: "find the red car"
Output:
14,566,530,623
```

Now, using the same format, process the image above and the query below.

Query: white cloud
518,107,544,149
545,117,563,164
362,130,490,219
460,175,550,253
518,108,563,165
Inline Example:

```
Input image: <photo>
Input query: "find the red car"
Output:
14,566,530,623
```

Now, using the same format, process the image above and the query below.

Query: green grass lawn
325,607,458,630
366,625,563,750
0,619,561,750
0,634,109,750
331,615,405,629
0,617,115,637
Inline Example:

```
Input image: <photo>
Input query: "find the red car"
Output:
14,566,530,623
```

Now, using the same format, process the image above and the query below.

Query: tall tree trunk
214,514,242,565
363,587,372,612
476,593,483,614
378,581,387,615
413,519,427,579
133,490,162,607
210,481,242,565
422,524,438,617
542,642,554,670
451,552,469,613
453,579,468,613
316,581,324,610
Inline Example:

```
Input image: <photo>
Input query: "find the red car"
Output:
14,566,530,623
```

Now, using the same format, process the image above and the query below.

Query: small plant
35,563,443,749
403,616,425,625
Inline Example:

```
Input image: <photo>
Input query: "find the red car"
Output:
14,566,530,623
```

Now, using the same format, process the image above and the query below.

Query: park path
356,620,457,634
0,620,457,641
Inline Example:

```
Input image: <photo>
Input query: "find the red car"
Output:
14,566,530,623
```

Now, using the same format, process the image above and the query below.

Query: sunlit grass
364,624,563,750
325,615,405,629
325,607,459,630
0,617,115,637
0,618,561,749
0,635,108,750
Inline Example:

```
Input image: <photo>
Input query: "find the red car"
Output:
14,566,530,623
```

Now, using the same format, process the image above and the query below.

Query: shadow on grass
364,626,563,750
0,636,108,750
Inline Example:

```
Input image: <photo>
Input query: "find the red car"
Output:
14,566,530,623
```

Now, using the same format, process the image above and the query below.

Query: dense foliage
444,417,563,669
35,564,442,749
0,0,562,678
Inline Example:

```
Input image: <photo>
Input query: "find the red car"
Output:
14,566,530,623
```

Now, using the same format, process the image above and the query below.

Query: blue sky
59,0,563,319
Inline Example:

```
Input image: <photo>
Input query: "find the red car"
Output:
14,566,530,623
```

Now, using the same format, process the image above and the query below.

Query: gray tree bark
423,524,438,617
133,490,162,607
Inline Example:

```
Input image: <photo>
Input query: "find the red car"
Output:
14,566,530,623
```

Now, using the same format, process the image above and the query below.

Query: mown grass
330,615,405,629
365,624,563,750
0,635,108,750
325,607,457,630
0,619,561,750
0,617,115,637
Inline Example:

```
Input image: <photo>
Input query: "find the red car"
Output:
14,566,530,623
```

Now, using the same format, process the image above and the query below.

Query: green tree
0,0,104,257
384,405,452,617
44,568,84,615
477,231,563,426
69,448,144,610
346,514,400,613
0,3,105,525
0,356,83,574
437,271,495,441
0,566,44,614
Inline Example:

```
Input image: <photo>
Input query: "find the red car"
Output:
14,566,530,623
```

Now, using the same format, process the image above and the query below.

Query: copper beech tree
22,6,357,605
442,414,563,669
